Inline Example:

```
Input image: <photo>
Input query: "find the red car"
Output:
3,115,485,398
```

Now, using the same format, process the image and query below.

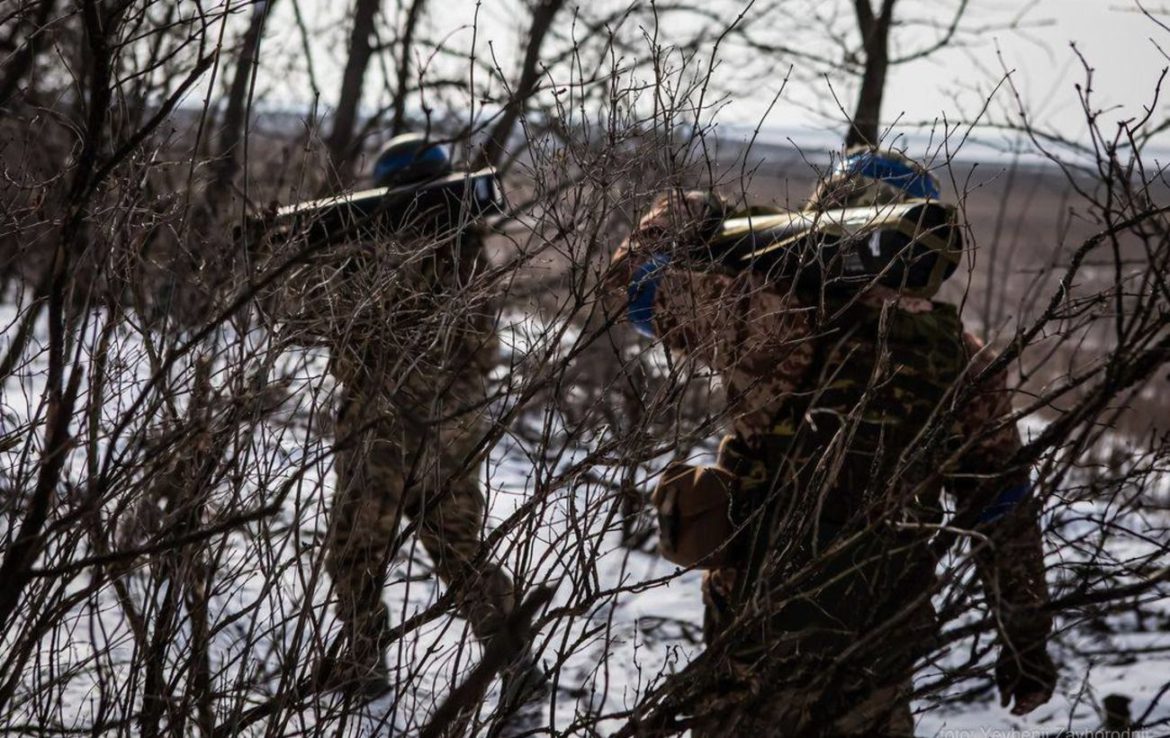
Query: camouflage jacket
606,190,1051,649
264,218,498,416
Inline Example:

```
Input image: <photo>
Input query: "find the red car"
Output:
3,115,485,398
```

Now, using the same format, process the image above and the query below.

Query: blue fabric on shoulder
628,254,672,338
977,482,1033,524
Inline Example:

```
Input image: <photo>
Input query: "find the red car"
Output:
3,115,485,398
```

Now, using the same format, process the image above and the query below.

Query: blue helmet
834,149,940,199
371,133,452,188
809,147,940,209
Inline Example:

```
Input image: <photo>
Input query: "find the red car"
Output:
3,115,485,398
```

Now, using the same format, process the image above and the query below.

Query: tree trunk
476,0,565,169
326,0,382,179
845,0,895,148
390,0,428,136
207,0,278,213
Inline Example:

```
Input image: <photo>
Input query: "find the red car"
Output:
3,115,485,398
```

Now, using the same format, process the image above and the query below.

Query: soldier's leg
830,612,925,737
693,567,782,737
702,567,738,644
324,407,407,677
831,676,915,737
408,468,515,641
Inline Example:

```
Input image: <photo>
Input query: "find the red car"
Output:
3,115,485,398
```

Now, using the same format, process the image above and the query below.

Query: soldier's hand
633,190,727,253
995,642,1056,715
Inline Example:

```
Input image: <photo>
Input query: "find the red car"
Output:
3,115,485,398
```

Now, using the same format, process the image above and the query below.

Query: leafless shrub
1,1,1168,737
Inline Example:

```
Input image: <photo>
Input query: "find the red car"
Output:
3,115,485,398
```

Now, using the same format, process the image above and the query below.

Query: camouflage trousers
324,367,515,663
691,567,918,738
687,438,928,738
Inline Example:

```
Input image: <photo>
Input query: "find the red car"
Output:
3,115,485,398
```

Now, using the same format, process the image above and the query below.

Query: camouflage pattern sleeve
651,266,812,393
603,189,726,317
604,190,814,429
949,332,1052,650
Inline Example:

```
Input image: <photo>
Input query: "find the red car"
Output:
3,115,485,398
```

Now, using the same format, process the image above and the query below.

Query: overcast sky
256,0,1165,153
872,0,1167,145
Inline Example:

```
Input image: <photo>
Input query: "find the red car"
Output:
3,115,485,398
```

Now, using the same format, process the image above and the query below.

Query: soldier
607,148,1056,736
310,134,518,696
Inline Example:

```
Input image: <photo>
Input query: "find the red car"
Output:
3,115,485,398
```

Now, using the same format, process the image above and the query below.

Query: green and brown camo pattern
607,190,1052,735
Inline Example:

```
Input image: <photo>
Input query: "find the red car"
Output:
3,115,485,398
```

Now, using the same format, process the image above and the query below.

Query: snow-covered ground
2,301,1168,737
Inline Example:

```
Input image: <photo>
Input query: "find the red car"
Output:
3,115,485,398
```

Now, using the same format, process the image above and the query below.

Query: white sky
248,0,1167,151
875,0,1168,145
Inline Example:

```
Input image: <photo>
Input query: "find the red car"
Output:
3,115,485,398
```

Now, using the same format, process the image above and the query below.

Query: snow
1,300,1168,737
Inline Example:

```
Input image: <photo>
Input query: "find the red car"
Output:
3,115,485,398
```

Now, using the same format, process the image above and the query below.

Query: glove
629,190,727,256
606,190,726,302
995,641,1056,715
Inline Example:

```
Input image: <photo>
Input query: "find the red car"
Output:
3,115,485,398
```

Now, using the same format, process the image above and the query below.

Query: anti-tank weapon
704,200,963,298
242,168,502,245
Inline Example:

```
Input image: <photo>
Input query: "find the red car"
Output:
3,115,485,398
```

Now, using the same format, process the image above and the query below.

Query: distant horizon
192,101,1170,172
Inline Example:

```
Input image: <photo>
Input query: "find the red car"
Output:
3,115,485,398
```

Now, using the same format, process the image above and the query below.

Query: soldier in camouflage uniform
306,135,516,693
607,148,1056,736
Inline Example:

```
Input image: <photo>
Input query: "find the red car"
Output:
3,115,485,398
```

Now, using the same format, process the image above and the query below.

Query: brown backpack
652,462,738,568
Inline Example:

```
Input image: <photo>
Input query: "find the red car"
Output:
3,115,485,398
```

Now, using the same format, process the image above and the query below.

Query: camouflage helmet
371,133,452,188
807,147,940,210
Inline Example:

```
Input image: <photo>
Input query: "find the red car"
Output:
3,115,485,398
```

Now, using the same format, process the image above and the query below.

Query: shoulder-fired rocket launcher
704,200,963,298
242,168,502,245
